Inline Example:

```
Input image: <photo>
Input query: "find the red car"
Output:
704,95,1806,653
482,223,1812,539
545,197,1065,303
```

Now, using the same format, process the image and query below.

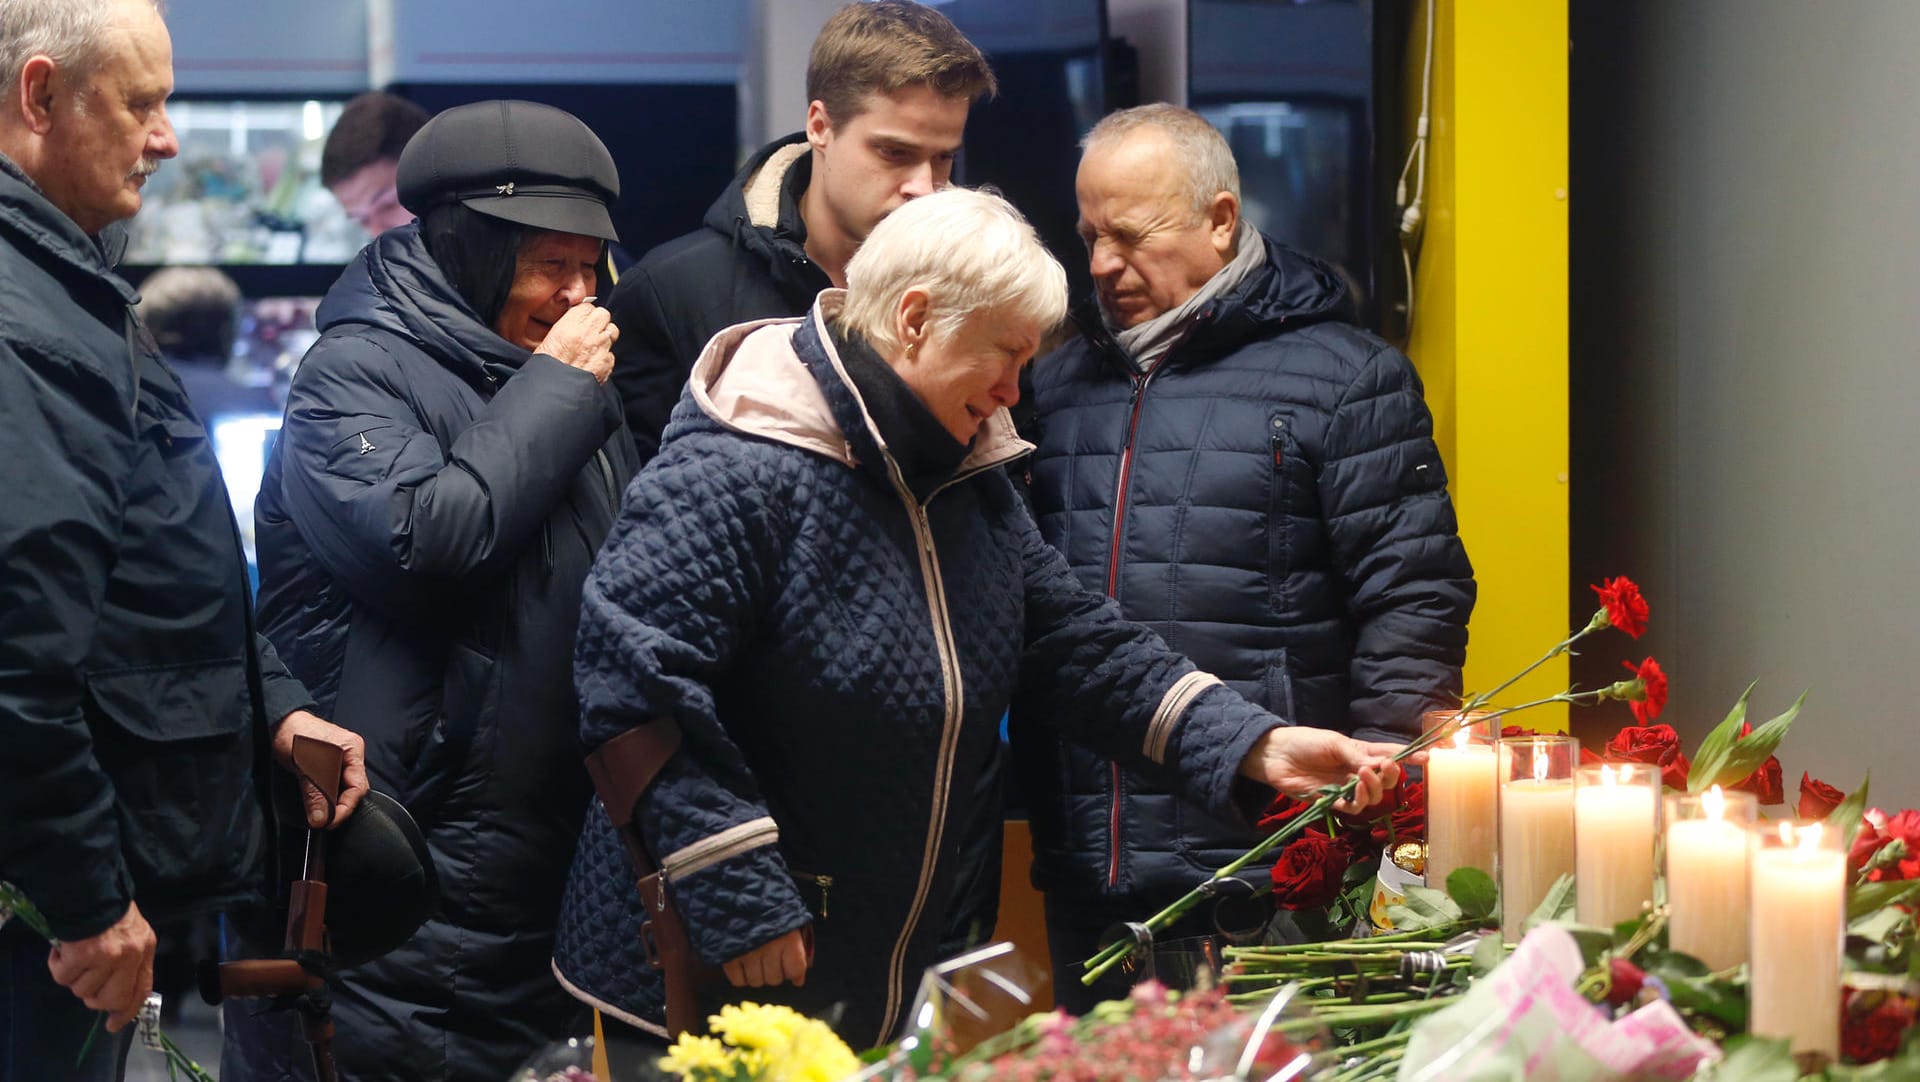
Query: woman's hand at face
536,300,618,384
722,928,811,989
1238,727,1406,814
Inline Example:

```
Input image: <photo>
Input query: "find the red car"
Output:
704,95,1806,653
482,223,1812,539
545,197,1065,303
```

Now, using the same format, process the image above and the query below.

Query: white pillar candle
1665,787,1756,972
1426,732,1498,888
1574,763,1658,928
1498,736,1578,942
1749,821,1845,1062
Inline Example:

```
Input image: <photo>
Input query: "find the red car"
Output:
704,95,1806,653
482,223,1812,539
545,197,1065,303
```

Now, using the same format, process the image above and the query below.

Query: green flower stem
1317,1031,1411,1068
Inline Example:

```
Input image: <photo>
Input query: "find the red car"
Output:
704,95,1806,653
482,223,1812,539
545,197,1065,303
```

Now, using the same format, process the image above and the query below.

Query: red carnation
1798,774,1847,820
1624,657,1668,724
1270,832,1354,910
1863,810,1920,883
1591,576,1650,639
1344,779,1427,847
1603,723,1691,790
1843,987,1918,1064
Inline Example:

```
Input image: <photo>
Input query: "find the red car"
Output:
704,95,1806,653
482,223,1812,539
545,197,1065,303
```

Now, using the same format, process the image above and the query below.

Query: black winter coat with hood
244,224,638,1081
0,154,313,944
1015,235,1475,902
605,133,829,464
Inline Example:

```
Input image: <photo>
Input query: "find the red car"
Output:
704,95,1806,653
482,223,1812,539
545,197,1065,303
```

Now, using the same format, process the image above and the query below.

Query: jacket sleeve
1014,497,1286,821
255,632,318,726
606,267,692,468
275,333,622,622
1319,342,1476,744
575,434,810,965
0,337,138,940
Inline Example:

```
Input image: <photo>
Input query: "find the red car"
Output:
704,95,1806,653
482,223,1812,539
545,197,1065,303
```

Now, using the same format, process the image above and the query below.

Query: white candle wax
1574,769,1657,927
1749,841,1844,1059
1666,817,1750,971
1426,743,1497,887
1499,777,1576,940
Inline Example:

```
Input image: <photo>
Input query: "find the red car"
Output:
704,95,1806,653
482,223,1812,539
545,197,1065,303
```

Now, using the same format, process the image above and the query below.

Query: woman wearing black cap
227,100,638,1081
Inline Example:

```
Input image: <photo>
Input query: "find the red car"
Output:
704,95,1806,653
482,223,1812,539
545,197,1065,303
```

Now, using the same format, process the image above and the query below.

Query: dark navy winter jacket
243,224,638,1081
554,296,1287,1047
1014,234,1475,901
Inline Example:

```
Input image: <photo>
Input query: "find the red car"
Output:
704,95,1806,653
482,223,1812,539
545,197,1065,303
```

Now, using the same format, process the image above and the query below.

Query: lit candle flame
1796,821,1825,853
1600,763,1617,787
1703,785,1725,821
1452,728,1470,750
1777,820,1795,846
1616,764,1634,785
1532,747,1550,783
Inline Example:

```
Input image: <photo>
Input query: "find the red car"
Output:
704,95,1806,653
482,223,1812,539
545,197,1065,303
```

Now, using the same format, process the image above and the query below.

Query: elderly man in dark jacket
1015,104,1477,1009
0,2,367,1078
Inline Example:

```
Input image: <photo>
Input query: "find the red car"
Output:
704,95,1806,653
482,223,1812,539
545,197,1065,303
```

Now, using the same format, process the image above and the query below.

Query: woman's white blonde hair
835,186,1068,358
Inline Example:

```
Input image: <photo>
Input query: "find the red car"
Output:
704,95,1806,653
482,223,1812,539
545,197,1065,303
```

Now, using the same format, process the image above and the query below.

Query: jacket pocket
788,868,835,921
405,641,496,817
1267,414,1301,612
84,659,261,903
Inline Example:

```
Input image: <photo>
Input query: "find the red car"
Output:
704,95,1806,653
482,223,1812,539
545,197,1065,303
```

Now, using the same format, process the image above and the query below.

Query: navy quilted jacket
555,295,1287,1047
1014,234,1475,899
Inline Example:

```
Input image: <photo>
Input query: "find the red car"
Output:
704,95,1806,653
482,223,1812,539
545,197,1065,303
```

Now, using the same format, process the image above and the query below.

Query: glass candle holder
1497,734,1579,942
1665,787,1758,971
1749,819,1845,1066
1423,709,1498,890
1574,762,1658,928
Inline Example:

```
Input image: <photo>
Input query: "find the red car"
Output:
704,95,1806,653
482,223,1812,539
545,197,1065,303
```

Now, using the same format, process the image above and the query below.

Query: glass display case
125,98,370,266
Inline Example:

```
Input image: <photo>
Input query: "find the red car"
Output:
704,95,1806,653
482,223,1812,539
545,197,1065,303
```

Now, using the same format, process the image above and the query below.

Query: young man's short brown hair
805,1,996,126
321,92,431,189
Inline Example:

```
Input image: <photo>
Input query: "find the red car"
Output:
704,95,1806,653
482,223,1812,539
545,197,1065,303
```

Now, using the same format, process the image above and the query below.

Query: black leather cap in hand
396,99,620,242
323,790,439,967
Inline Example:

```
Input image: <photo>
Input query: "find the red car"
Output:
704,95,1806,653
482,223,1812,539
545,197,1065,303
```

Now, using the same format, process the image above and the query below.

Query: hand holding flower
1238,729,1404,815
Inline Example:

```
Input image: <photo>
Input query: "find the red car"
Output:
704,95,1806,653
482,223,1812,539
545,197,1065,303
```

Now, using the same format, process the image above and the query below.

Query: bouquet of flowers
658,1002,861,1082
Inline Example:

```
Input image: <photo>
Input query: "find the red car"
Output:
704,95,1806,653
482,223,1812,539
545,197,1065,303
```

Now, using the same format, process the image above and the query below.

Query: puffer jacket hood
318,222,527,389
696,133,817,300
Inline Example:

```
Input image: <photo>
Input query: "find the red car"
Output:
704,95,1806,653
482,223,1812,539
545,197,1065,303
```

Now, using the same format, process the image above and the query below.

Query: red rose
1270,833,1353,910
1605,958,1646,1007
1728,755,1785,805
1256,792,1316,836
1623,657,1668,724
1591,576,1650,639
1344,779,1427,847
1843,987,1918,1064
1603,724,1691,790
1798,773,1847,820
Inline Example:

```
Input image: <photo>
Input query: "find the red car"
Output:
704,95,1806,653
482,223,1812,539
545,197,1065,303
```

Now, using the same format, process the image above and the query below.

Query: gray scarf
1111,219,1266,373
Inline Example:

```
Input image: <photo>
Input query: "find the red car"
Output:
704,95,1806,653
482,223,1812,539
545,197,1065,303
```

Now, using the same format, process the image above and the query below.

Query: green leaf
1644,949,1710,981
1714,690,1808,789
1848,904,1910,947
1521,873,1576,933
1400,885,1465,923
1470,931,1505,974
1444,867,1498,921
1830,773,1872,856
1711,1035,1798,1082
1850,879,1920,922
1659,974,1748,1029
1686,682,1755,793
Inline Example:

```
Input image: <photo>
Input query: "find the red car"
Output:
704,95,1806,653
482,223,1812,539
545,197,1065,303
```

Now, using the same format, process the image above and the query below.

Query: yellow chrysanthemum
657,1033,736,1077
709,1002,804,1052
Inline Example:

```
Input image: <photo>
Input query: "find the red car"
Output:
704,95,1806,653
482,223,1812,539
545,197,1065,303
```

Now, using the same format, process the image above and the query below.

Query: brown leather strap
585,722,684,830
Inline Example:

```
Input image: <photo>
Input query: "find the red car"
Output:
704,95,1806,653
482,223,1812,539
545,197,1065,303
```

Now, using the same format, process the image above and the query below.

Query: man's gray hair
836,187,1068,360
1081,103,1240,220
0,0,165,101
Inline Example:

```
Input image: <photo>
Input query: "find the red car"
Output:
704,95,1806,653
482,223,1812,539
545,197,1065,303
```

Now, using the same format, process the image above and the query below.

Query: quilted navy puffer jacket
1013,234,1475,900
554,295,1288,1047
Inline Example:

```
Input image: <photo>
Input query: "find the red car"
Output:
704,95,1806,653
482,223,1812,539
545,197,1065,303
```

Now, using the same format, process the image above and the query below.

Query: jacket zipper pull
815,874,833,919
1270,417,1285,466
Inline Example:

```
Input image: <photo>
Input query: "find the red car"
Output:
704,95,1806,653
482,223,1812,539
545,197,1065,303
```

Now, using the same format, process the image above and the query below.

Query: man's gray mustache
130,158,160,179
